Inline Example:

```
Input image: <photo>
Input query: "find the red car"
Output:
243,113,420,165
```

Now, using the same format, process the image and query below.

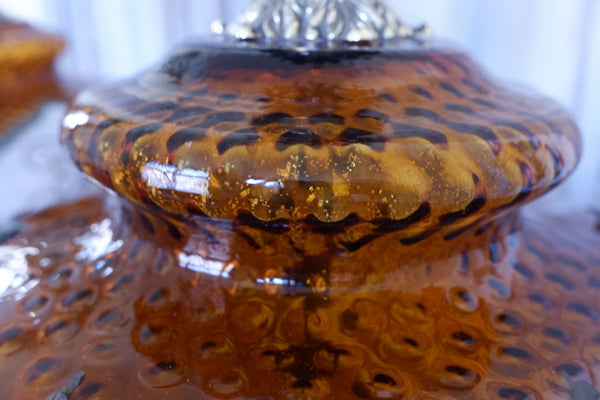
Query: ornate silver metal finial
222,0,427,47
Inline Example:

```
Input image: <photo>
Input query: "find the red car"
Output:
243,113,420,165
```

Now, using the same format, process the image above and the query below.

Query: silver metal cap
219,0,427,48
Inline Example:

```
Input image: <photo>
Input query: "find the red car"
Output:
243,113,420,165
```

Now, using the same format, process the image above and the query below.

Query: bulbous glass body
1,41,598,400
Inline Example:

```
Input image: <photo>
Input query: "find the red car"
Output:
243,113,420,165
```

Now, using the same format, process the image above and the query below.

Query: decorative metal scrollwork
221,0,427,47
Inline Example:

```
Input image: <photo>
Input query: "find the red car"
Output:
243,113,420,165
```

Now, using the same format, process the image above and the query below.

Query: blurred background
0,0,598,222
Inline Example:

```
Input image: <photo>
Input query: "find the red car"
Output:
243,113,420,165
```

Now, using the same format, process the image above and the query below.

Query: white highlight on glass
142,162,210,196
63,110,90,130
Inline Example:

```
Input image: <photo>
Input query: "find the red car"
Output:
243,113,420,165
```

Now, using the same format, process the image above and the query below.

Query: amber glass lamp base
1,196,599,399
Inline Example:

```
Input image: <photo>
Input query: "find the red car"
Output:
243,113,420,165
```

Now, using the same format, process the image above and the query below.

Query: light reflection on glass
73,218,123,261
63,110,90,130
256,276,296,286
0,245,40,300
178,252,234,278
142,162,285,196
245,178,283,189
142,162,210,195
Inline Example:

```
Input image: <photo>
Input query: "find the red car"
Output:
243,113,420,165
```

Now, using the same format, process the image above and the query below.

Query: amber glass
0,19,63,137
1,41,598,399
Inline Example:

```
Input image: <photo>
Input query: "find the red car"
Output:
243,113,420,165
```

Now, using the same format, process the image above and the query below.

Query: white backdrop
0,0,598,220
